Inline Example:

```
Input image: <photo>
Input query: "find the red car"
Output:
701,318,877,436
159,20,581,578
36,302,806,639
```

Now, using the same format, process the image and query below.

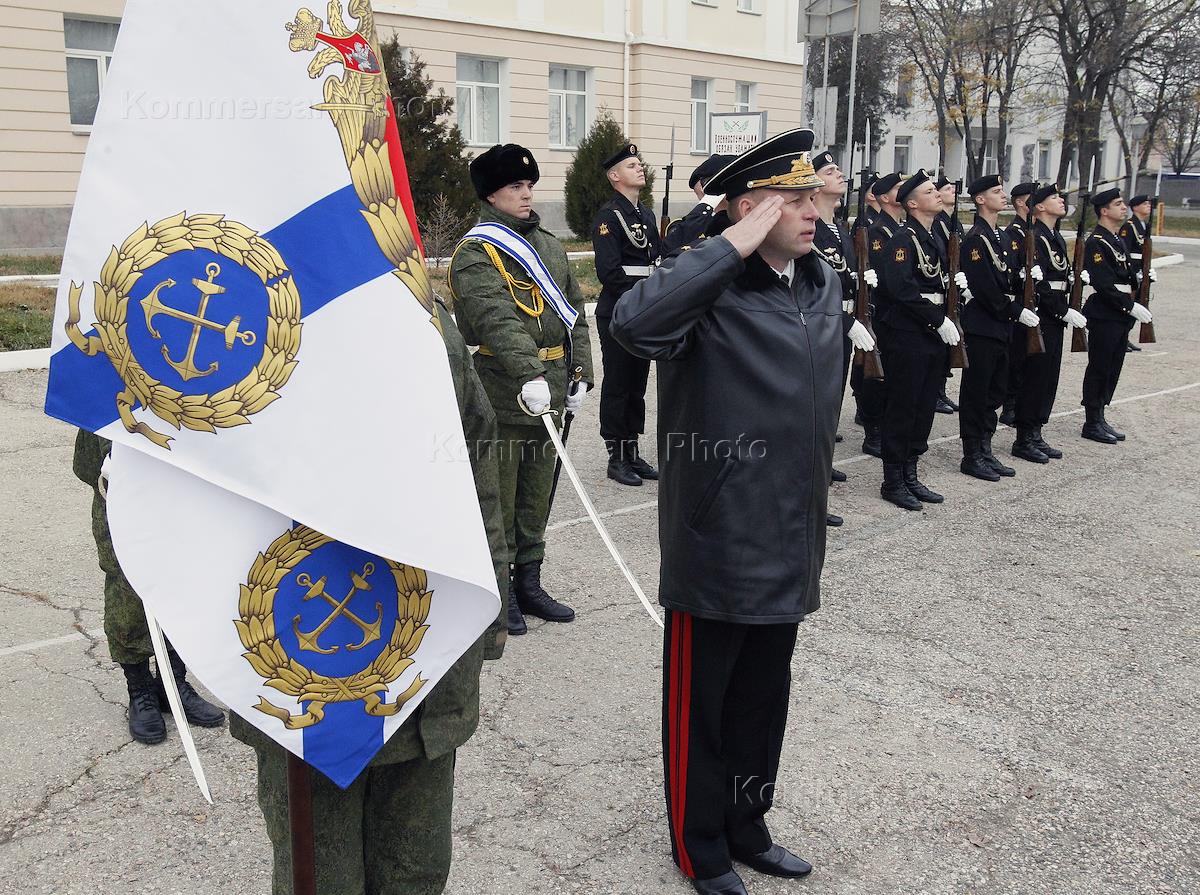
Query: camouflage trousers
89,488,153,665
495,422,558,566
254,745,456,895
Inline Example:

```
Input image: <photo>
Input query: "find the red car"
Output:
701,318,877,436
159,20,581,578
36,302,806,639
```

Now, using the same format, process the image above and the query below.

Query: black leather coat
611,230,843,624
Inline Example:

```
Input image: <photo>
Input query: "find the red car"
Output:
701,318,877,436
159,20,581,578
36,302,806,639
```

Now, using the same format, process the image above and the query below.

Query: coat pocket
688,456,737,531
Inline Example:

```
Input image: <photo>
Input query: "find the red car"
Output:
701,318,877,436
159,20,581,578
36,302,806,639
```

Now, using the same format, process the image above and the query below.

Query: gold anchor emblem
140,262,257,381
292,563,384,655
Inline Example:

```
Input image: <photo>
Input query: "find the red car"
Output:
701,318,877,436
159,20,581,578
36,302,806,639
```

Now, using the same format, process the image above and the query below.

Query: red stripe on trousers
669,612,696,879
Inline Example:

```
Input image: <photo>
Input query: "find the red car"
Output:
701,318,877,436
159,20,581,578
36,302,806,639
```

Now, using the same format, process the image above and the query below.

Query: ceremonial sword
547,365,584,509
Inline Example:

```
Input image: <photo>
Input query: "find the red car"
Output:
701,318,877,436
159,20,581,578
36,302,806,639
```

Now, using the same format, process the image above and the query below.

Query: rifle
852,166,883,380
1137,198,1157,344
945,178,969,369
1021,204,1046,355
1069,190,1090,353
659,126,675,241
841,175,854,225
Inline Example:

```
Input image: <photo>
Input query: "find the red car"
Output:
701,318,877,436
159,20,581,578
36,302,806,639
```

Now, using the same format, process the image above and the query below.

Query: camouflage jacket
449,202,593,427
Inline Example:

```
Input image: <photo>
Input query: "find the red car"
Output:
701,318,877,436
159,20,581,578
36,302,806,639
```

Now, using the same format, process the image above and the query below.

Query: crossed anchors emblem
293,562,383,655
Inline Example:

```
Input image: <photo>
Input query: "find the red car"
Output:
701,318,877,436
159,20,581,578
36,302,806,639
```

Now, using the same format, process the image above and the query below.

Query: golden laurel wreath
236,525,432,730
64,212,302,450
287,1,435,318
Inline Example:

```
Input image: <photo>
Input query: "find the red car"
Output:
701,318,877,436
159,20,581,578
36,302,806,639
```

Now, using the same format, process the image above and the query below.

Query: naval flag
45,0,499,787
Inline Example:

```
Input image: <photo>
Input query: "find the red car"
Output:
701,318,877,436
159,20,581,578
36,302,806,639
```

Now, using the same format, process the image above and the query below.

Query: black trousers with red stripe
662,610,800,881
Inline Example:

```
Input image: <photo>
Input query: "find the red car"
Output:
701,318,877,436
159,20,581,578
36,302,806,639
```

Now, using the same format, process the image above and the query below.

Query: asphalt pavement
1,250,1197,895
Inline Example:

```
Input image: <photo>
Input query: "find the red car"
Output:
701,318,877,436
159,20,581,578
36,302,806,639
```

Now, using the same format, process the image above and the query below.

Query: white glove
565,383,587,414
954,271,969,291
1029,264,1044,282
521,378,552,415
1080,270,1091,285
961,287,974,302
847,320,877,352
1064,308,1088,329
1149,269,1157,283
1019,308,1041,328
864,269,879,288
936,317,961,346
1129,303,1153,325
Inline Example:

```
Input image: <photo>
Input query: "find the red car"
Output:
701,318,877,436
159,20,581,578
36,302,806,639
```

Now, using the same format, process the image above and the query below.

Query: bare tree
420,194,471,270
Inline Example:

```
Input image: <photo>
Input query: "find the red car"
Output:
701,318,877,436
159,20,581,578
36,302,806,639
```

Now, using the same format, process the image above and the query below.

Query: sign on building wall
710,112,769,156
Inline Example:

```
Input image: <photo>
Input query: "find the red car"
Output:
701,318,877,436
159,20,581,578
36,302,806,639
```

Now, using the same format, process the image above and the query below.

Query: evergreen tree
564,110,656,240
381,40,476,227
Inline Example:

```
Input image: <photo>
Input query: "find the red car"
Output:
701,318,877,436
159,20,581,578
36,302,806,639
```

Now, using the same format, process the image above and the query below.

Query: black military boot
826,513,844,527
1098,409,1126,442
961,439,1001,482
506,569,527,636
881,463,922,511
903,459,944,503
513,561,575,623
1032,427,1063,459
606,440,642,487
157,647,225,728
831,467,847,483
627,441,659,480
862,425,882,458
1012,429,1050,463
121,660,166,745
999,402,1016,427
981,437,1016,477
1082,407,1118,444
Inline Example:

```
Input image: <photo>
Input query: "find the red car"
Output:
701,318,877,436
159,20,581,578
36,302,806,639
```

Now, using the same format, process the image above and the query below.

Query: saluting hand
722,195,784,259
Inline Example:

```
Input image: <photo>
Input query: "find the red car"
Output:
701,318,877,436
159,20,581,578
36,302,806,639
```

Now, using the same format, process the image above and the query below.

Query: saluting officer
1081,188,1153,443
593,144,661,486
876,170,962,511
1119,194,1154,353
957,174,1036,481
661,153,733,256
1000,181,1039,425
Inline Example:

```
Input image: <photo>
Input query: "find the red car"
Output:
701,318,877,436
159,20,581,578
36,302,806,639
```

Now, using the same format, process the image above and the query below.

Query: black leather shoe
506,579,527,636
935,396,956,414
826,513,844,527
122,661,166,745
831,467,847,483
981,438,1016,477
513,561,575,623
903,460,944,503
1012,432,1050,463
690,870,748,895
734,844,814,879
882,464,922,511
835,433,844,443
1032,428,1063,459
607,458,643,487
961,455,1001,482
1082,422,1118,444
628,448,659,481
1099,412,1126,441
158,648,225,727
1126,341,1140,352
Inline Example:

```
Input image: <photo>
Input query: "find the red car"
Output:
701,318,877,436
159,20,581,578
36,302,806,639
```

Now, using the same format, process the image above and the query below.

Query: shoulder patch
1011,240,1020,251
872,239,882,251
894,247,907,263
1093,252,1103,263
970,248,982,262
598,223,610,236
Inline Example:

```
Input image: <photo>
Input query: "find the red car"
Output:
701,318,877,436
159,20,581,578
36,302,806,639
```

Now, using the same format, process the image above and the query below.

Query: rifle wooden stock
852,223,884,379
659,162,674,241
1022,214,1046,355
945,228,968,370
1069,201,1089,353
1138,199,1157,344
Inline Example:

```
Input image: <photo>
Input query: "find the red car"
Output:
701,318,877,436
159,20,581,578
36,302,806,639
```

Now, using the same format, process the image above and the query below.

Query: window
691,78,711,152
897,65,915,109
65,17,120,128
893,136,911,173
1037,141,1052,180
735,82,756,114
983,139,998,175
549,67,588,148
456,56,501,146
737,0,759,11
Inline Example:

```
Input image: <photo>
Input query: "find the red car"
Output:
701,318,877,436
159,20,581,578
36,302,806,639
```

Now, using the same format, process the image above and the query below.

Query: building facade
0,1,809,251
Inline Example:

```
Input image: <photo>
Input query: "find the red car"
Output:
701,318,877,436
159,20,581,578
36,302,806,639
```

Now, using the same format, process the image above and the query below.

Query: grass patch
0,255,62,276
0,283,55,350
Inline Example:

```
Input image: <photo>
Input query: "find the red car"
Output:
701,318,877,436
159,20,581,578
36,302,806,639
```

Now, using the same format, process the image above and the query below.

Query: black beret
871,172,904,196
1092,187,1122,211
688,154,736,189
1031,183,1060,206
470,144,540,200
969,174,1003,196
812,150,837,173
1010,181,1038,200
705,128,822,199
897,169,932,204
1128,194,1150,208
601,143,640,171
934,174,952,190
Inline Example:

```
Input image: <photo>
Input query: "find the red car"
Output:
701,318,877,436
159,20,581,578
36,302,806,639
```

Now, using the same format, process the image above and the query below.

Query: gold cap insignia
630,144,637,154
746,152,824,191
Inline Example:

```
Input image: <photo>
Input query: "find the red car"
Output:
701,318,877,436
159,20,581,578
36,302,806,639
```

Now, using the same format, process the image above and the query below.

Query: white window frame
737,0,761,12
983,139,998,175
64,17,119,133
691,78,712,153
734,82,756,114
548,65,591,150
893,136,911,173
1037,141,1052,180
456,55,504,148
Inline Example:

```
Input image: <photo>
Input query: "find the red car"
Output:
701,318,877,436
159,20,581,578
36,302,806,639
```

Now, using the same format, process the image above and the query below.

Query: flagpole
288,754,318,895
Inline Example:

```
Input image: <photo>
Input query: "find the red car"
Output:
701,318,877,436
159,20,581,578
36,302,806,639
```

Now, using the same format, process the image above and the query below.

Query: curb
1155,253,1185,268
0,348,51,373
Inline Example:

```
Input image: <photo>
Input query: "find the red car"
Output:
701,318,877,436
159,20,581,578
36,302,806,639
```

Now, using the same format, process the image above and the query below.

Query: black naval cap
688,154,735,189
1128,194,1150,208
1031,183,1060,206
1010,181,1038,200
811,150,837,172
871,172,904,196
1092,187,1122,211
703,128,823,199
934,173,952,190
897,168,932,204
969,173,1003,196
470,144,540,199
601,143,640,171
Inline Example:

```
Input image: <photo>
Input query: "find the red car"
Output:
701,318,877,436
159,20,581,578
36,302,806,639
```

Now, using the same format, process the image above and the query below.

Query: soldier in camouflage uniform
73,431,225,744
231,299,510,895
449,143,594,636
